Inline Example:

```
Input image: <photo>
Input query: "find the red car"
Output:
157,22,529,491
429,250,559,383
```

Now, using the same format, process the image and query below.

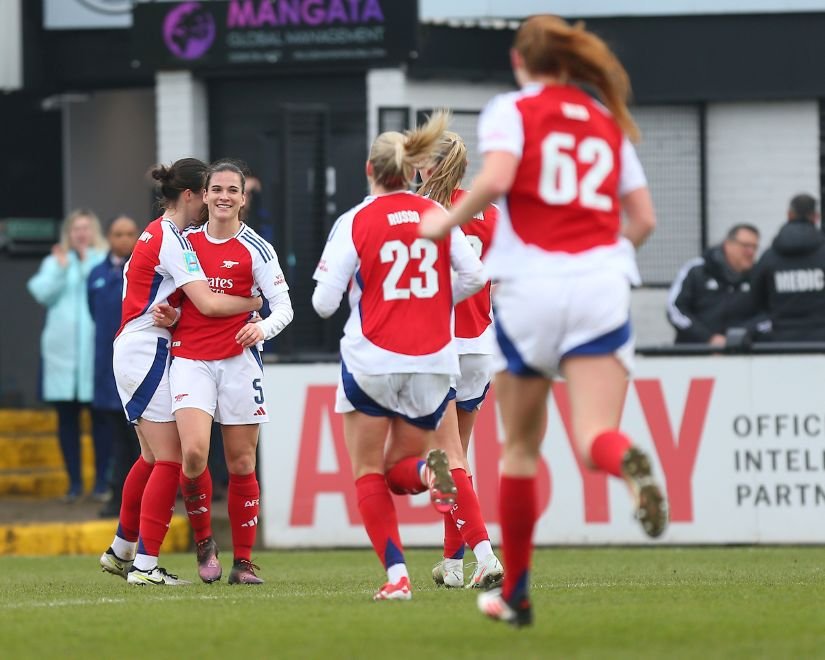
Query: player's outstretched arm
420,151,518,240
181,280,262,317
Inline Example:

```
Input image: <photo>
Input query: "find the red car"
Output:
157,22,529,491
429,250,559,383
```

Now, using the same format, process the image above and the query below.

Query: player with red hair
421,15,668,626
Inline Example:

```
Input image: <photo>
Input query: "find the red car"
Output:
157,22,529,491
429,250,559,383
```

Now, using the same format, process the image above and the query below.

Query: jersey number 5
380,238,439,301
539,132,613,211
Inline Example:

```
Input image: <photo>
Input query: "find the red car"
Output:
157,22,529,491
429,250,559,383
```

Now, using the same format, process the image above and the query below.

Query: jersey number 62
540,132,614,211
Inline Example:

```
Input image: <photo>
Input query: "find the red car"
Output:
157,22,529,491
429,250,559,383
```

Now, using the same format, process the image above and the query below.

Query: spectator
749,194,825,341
88,215,140,517
27,208,107,502
667,223,761,346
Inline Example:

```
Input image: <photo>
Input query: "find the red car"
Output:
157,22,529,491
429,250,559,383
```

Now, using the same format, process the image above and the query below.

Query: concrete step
0,410,98,498
0,515,190,556
0,409,91,434
0,433,94,469
0,466,96,497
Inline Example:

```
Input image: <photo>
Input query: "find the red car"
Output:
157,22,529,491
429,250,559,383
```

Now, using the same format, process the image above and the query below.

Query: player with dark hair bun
154,158,293,585
99,157,262,586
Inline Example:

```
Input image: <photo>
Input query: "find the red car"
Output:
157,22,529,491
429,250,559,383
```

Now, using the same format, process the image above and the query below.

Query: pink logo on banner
163,2,216,60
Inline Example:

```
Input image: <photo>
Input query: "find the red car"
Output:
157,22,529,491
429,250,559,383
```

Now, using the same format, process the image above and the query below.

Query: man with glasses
668,223,761,345
749,194,825,342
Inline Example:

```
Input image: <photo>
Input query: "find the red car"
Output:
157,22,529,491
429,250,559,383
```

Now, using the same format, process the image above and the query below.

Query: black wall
413,13,825,103
208,72,368,357
0,257,45,406
0,93,62,219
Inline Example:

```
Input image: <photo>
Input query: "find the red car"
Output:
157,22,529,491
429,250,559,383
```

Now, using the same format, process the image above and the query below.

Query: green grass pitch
1,547,824,659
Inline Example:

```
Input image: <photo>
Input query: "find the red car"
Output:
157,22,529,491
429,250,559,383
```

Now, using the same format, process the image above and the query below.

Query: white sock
387,563,409,584
111,536,137,561
132,553,158,572
472,540,494,562
418,461,428,486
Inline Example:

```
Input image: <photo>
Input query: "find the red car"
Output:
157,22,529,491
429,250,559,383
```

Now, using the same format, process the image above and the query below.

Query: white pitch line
0,589,342,611
3,577,795,611
0,597,129,610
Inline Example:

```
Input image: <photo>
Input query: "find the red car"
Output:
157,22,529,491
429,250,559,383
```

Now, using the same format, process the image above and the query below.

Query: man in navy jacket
750,194,825,341
88,215,139,517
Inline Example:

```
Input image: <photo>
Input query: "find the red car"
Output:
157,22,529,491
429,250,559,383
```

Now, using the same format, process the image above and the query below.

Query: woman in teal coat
28,209,107,501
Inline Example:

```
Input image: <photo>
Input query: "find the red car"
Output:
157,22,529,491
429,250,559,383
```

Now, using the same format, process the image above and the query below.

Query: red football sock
443,509,465,559
590,430,632,478
451,468,489,549
500,475,537,605
138,460,181,557
117,456,153,542
181,467,213,543
228,471,259,562
385,457,426,495
356,473,405,569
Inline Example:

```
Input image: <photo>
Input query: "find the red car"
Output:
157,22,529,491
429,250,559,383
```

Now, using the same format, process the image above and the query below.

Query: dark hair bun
150,164,172,183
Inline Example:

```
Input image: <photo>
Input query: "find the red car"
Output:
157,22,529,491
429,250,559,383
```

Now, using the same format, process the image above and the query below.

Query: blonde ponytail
368,110,452,190
417,131,468,208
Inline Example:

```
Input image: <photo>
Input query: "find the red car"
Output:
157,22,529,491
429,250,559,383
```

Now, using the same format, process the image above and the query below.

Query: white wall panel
64,89,156,222
155,71,209,164
706,102,819,249
633,105,703,285
0,0,22,91
367,70,512,173
420,0,825,19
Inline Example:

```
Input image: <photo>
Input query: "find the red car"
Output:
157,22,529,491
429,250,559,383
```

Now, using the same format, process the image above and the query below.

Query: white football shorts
491,271,635,378
336,361,452,430
169,348,269,425
113,329,174,424
451,353,493,412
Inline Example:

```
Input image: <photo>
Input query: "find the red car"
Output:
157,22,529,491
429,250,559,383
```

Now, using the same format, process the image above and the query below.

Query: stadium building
1,0,825,404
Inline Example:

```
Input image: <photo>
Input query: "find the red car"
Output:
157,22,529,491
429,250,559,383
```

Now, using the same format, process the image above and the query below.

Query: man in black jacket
750,194,825,342
667,223,761,345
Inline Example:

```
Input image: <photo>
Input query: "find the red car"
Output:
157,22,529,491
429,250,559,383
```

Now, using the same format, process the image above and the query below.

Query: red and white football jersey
479,83,647,283
314,191,479,375
451,188,497,354
172,222,289,361
118,217,206,337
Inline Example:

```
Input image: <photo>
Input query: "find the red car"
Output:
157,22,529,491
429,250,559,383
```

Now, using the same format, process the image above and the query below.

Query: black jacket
667,245,758,343
750,219,825,341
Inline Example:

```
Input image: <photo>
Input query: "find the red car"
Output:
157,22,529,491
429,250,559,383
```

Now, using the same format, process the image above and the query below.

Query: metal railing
264,343,825,365
637,342,825,356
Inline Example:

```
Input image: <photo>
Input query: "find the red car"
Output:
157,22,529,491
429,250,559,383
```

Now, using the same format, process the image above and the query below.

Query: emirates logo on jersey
207,276,234,293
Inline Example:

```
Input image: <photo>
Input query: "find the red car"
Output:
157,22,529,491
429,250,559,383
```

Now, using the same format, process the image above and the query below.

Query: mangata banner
259,356,825,547
132,0,417,70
